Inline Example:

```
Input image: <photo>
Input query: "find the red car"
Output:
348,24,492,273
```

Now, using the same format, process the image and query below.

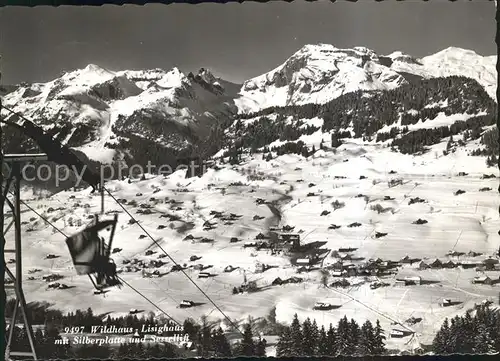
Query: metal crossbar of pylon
2,154,47,361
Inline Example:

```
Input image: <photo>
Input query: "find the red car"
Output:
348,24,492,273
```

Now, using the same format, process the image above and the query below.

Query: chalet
405,276,421,285
390,330,405,338
224,265,236,273
288,276,303,284
460,260,478,269
330,279,350,288
400,256,412,264
442,260,457,269
254,262,267,273
447,251,465,257
395,276,421,286
439,298,454,307
272,277,284,286
279,233,300,244
338,247,357,253
296,258,312,266
467,251,482,257
482,258,499,270
430,259,443,269
331,261,344,271
313,302,339,311
418,261,430,270
193,264,204,271
331,270,345,277
198,272,211,278
472,276,493,285
180,300,195,308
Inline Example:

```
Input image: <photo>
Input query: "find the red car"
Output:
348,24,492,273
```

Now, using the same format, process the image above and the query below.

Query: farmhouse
338,247,357,253
296,258,313,266
467,251,482,257
331,261,344,270
390,330,405,338
439,298,457,307
418,261,430,270
472,276,493,285
442,260,457,269
394,280,407,287
271,232,301,251
331,270,346,277
395,276,421,286
224,265,236,272
272,277,284,286
460,260,478,269
430,259,443,269
180,300,195,308
482,258,499,270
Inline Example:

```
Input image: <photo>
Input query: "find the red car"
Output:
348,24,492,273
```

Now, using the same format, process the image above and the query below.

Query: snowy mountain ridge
0,43,496,169
235,44,496,114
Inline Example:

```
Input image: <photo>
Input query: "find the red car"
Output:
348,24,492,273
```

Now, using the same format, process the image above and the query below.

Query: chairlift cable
1,190,180,326
103,187,245,337
3,104,242,336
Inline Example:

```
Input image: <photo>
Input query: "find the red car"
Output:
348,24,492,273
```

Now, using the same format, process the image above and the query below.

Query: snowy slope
6,137,500,352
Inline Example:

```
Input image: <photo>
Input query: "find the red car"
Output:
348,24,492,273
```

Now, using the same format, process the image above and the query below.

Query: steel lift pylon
2,153,47,361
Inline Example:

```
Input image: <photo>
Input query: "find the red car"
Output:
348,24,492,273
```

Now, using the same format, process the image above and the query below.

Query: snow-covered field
5,137,500,352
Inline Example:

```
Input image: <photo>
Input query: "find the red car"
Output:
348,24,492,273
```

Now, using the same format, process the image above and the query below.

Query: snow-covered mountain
235,44,496,113
0,65,239,165
0,43,496,180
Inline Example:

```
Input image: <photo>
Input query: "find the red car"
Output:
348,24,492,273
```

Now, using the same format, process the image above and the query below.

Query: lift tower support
2,153,47,361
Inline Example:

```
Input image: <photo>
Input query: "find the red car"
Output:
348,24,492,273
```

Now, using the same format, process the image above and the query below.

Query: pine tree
301,317,315,356
255,336,267,356
326,323,338,356
473,323,495,354
196,317,212,357
317,325,329,356
212,327,232,357
336,316,350,355
240,323,256,356
372,320,386,355
358,320,375,355
462,311,476,353
276,327,293,357
347,318,361,354
311,319,319,354
289,313,303,356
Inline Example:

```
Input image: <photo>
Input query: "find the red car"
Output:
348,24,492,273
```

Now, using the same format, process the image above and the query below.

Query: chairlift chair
65,213,122,291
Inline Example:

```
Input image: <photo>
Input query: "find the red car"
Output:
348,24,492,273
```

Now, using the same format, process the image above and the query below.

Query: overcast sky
0,0,496,85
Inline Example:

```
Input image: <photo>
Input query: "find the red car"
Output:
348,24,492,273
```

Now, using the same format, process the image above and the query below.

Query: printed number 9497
63,326,85,334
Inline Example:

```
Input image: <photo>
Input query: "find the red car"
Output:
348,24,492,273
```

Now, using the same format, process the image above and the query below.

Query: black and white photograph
0,0,499,359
